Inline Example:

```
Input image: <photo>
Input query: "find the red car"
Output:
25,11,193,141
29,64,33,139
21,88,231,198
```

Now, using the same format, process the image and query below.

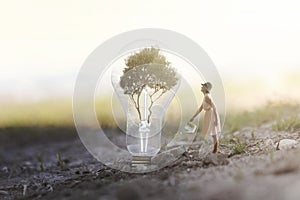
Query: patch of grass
251,128,255,140
224,101,300,133
56,153,64,168
0,99,73,128
36,154,44,171
272,116,300,132
0,98,117,128
230,142,247,156
219,135,235,146
1,99,299,131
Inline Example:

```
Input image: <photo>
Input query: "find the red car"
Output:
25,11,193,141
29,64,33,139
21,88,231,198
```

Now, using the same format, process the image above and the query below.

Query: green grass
220,136,247,156
57,152,64,168
36,154,44,171
224,101,300,133
230,142,247,156
272,116,300,132
219,135,235,146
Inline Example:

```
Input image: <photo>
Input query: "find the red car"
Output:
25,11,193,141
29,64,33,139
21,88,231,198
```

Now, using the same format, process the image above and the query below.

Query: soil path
0,125,299,200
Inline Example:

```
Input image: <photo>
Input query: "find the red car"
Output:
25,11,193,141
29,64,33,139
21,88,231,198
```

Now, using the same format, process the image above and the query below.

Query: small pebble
276,139,298,150
24,161,32,166
1,166,9,173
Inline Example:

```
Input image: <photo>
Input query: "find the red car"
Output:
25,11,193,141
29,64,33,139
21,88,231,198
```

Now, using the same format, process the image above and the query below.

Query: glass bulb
111,63,181,158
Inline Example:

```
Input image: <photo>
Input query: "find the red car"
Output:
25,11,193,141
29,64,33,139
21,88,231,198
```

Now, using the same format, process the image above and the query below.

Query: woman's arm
190,104,203,122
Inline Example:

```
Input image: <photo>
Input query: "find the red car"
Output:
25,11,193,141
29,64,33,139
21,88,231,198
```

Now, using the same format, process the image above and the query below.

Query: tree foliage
123,47,170,73
120,48,179,122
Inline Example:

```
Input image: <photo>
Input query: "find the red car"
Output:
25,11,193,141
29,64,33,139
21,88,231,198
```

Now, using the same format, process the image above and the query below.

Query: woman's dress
201,93,221,136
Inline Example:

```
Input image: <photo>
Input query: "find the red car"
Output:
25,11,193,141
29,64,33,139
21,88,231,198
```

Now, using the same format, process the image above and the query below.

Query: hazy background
1,0,300,127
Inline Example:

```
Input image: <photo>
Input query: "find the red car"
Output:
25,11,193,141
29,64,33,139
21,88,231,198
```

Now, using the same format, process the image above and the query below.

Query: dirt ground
0,124,299,200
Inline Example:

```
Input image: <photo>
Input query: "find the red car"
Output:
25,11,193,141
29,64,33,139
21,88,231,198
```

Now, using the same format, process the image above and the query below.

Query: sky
0,0,300,108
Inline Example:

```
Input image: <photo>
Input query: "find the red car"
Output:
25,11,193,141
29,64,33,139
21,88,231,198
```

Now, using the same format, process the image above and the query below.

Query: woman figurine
189,82,221,153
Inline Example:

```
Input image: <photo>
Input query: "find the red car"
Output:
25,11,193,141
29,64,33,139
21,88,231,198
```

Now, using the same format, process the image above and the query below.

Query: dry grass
272,116,300,132
0,99,73,127
224,101,300,133
1,99,299,132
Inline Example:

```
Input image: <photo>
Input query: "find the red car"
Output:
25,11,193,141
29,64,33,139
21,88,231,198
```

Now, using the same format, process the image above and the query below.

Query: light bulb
111,63,181,159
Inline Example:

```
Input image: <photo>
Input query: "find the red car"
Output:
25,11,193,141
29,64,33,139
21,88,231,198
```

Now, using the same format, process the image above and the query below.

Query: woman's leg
211,126,219,153
212,135,219,153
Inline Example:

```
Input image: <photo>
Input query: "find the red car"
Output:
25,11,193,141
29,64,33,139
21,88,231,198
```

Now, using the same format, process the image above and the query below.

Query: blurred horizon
1,69,299,111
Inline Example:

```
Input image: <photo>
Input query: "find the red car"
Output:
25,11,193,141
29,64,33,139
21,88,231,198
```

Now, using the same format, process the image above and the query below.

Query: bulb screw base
131,156,151,166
